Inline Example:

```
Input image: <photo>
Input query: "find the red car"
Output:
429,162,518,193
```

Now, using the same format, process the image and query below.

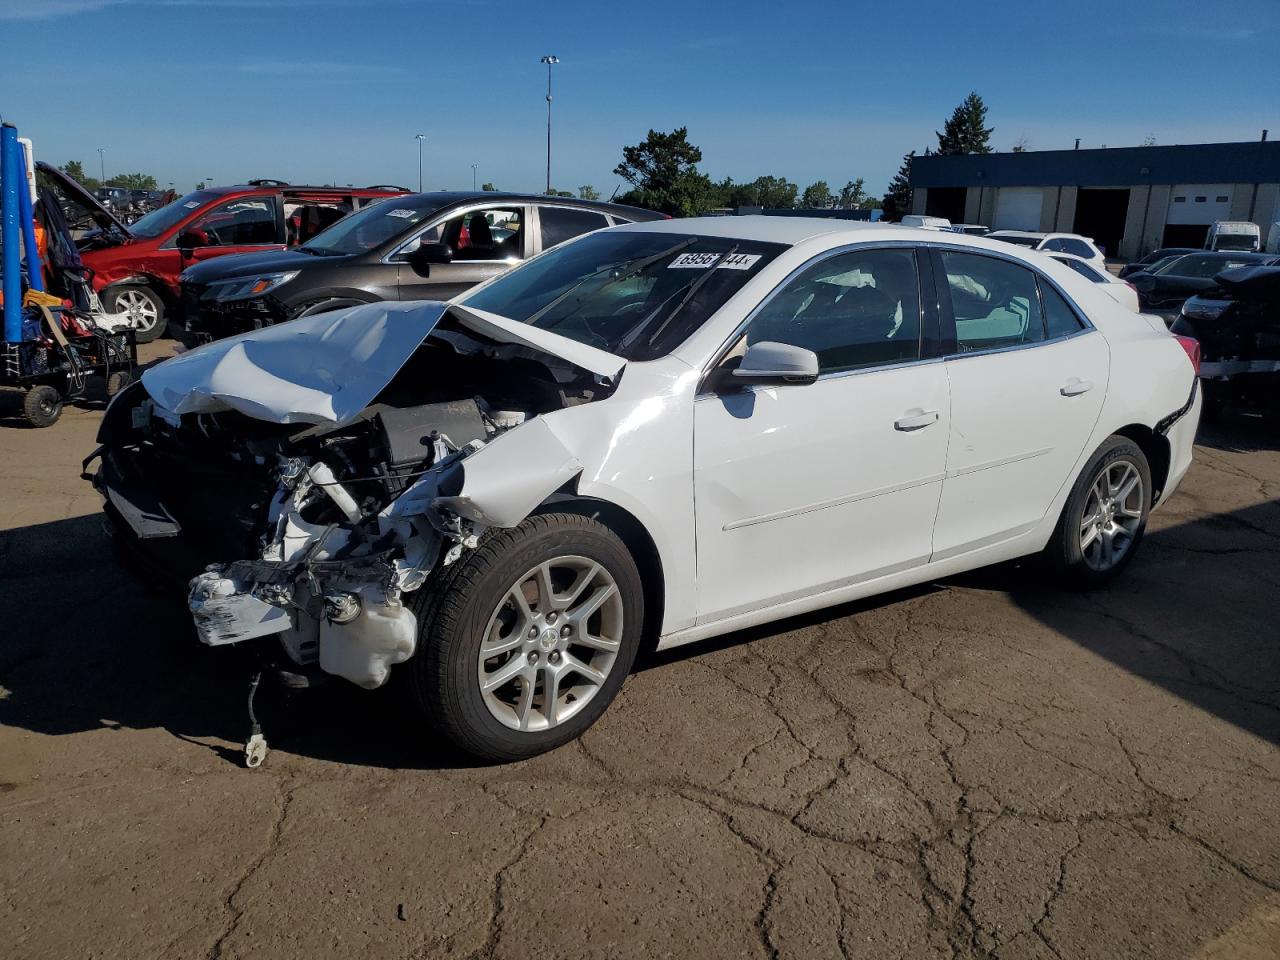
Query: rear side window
1041,238,1066,252
941,251,1045,350
746,248,921,374
1041,281,1086,338
540,206,610,249
1061,239,1095,259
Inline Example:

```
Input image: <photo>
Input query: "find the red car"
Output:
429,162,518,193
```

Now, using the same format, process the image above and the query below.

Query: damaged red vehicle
37,163,405,342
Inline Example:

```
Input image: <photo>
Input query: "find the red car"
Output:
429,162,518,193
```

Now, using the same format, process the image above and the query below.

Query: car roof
610,214,888,245
399,191,663,220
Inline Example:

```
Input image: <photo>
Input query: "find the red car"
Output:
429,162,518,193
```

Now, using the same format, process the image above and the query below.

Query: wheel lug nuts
546,612,557,624
528,651,539,663
560,625,571,637
549,651,561,664
528,627,538,639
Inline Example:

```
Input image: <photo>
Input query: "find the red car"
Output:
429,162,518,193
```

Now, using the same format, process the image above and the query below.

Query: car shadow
2,471,1276,771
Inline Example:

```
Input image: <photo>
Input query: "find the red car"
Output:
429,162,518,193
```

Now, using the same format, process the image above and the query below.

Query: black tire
105,370,133,397
1044,436,1152,587
103,285,167,343
22,385,63,427
408,513,643,762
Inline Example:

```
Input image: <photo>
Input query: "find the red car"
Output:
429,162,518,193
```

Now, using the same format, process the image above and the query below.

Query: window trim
928,243,1096,363
698,240,938,393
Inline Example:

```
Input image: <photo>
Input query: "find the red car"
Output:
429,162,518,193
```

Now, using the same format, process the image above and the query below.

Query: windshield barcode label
669,252,761,270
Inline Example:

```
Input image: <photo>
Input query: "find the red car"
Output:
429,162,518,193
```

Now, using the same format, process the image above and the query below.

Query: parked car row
1124,250,1279,323
175,192,663,346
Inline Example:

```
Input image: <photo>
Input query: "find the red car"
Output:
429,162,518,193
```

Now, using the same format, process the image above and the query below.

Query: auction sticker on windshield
386,208,418,219
669,252,762,270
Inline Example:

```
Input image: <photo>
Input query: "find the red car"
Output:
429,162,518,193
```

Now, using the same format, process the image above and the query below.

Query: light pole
471,163,478,191
540,55,558,194
96,147,105,184
414,133,427,192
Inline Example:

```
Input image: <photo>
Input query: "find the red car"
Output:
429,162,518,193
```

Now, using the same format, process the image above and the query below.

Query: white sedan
1047,251,1141,311
95,217,1202,762
988,230,1108,269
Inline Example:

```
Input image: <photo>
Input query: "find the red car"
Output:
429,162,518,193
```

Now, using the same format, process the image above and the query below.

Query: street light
471,163,478,191
414,133,427,192
96,147,105,183
540,55,559,194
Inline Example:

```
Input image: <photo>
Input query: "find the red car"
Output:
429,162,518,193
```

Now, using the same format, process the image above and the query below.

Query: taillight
1174,334,1200,375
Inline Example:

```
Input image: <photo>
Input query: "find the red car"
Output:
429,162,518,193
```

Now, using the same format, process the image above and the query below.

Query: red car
38,165,406,342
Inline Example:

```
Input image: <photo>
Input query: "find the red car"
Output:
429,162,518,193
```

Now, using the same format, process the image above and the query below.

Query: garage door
1166,184,1232,225
994,188,1043,230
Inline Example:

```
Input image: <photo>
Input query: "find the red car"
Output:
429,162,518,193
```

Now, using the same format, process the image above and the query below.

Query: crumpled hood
141,300,626,425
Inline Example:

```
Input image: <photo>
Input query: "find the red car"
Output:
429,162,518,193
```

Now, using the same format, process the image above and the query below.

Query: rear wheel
409,513,643,762
1045,436,1151,586
103,286,167,343
22,385,63,427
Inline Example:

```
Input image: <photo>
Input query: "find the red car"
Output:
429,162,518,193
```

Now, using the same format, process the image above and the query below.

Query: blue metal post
17,146,43,293
2,124,22,342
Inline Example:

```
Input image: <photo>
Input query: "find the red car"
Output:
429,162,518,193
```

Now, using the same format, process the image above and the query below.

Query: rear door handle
1060,378,1094,397
894,409,939,431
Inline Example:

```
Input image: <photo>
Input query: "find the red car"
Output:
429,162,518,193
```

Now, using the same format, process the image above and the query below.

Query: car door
693,245,951,624
396,204,528,302
930,248,1109,560
174,194,286,269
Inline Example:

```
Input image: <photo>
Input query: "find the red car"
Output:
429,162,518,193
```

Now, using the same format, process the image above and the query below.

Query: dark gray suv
177,192,664,344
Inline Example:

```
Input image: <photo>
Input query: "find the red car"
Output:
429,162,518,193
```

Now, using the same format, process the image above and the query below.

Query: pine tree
936,92,994,155
882,151,915,221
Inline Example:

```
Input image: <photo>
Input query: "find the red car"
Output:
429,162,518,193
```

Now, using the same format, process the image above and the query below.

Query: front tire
409,513,643,762
103,285,167,343
1045,436,1151,587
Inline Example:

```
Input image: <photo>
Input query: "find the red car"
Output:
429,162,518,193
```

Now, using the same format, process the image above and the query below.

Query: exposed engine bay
90,302,619,691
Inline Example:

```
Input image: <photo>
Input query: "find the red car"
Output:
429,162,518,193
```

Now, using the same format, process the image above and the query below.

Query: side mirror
407,241,453,273
732,341,820,385
176,230,205,251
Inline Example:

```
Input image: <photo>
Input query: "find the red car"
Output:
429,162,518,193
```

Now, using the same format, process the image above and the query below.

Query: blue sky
2,0,1277,196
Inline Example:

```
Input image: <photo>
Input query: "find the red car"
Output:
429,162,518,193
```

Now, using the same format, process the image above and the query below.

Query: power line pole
471,163,478,191
97,147,106,183
540,55,559,194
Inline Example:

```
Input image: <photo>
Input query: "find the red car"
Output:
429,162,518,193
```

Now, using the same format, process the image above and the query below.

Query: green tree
936,92,993,155
104,172,159,190
481,181,497,191
750,175,798,209
578,184,600,201
614,127,713,216
59,160,99,192
838,178,870,209
801,180,832,208
882,151,915,221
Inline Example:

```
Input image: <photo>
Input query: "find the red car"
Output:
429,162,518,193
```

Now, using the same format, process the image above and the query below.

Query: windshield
1213,235,1257,251
464,230,785,361
991,234,1041,248
301,194,444,255
129,190,220,238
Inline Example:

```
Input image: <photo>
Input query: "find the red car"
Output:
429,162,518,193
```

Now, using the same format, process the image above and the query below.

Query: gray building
909,139,1280,259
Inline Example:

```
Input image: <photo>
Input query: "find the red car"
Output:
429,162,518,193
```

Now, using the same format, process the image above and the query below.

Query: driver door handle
894,409,939,431
1060,378,1094,397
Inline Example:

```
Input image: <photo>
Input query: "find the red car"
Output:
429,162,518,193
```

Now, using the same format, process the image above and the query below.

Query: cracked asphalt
1,346,1278,959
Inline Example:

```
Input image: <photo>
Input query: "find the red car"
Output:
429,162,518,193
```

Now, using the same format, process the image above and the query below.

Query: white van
900,215,951,231
1204,221,1261,252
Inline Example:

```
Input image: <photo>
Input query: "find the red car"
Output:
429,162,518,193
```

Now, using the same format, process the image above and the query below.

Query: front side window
463,230,783,360
1041,238,1067,252
743,248,922,374
184,197,280,247
438,206,524,261
942,251,1046,350
539,206,610,249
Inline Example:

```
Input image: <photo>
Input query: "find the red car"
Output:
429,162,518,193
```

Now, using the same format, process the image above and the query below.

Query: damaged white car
90,218,1201,763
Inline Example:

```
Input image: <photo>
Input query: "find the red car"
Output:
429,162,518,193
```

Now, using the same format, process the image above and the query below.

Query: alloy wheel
1079,459,1144,571
477,555,624,732
114,289,159,334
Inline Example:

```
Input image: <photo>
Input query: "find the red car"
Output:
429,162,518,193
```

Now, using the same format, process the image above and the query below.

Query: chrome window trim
698,240,929,389
381,200,529,265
